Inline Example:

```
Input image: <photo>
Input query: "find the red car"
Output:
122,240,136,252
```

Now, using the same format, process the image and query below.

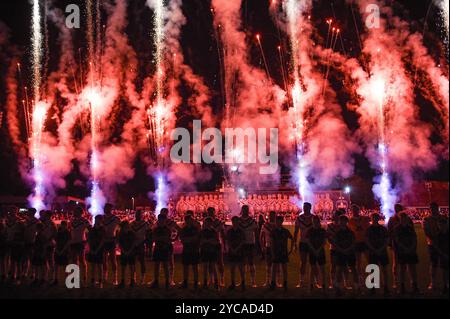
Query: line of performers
176,194,301,216
0,202,448,295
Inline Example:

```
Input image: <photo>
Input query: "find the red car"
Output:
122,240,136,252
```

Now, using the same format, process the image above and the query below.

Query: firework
155,174,168,214
153,0,164,104
84,1,103,217
84,85,108,217
370,76,396,221
285,0,313,204
148,0,169,212
0,0,445,219
29,100,50,213
31,0,42,101
86,0,96,81
353,0,438,221
440,0,449,36
28,0,47,214
83,0,110,218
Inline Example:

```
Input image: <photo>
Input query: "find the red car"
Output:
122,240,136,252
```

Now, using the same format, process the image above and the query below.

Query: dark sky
0,0,448,201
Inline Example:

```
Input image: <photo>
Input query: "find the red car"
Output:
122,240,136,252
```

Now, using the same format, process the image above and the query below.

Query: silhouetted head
258,214,265,224
60,221,68,231
104,203,113,215
351,204,361,217
135,210,143,221
394,204,404,215
160,208,169,217
38,210,46,220
269,211,277,223
333,209,345,222
185,210,194,218
207,207,216,218
303,202,312,214
241,205,250,218
43,210,52,221
275,215,284,227
430,202,440,215
184,213,193,225
371,213,381,224
27,208,37,218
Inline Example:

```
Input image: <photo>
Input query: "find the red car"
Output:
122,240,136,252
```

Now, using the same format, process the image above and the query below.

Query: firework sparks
370,75,396,221
256,34,271,78
84,85,107,217
0,0,445,221
154,0,165,103
150,0,168,159
155,174,168,215
28,0,47,214
29,100,50,214
372,77,386,144
82,0,110,218
148,0,169,211
86,0,95,66
285,0,313,205
440,0,449,36
31,0,42,101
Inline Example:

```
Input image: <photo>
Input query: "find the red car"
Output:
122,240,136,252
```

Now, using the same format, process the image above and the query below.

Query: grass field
0,225,448,299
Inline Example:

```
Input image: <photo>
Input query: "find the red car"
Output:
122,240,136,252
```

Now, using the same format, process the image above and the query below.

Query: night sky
0,0,448,205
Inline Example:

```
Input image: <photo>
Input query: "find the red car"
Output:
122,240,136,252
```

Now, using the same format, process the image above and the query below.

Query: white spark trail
285,0,313,204
29,0,47,214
